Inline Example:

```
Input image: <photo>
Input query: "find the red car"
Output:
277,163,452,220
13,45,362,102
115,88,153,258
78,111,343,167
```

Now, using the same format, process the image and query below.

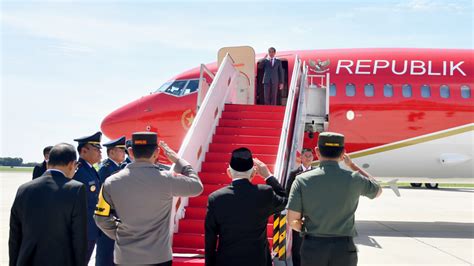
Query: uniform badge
90,185,96,192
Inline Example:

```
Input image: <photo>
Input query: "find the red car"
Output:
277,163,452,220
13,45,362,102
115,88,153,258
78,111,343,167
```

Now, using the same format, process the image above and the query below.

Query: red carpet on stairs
172,104,286,265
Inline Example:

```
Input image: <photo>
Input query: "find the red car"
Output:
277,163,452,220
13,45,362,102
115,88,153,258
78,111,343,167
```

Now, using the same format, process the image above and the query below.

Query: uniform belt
304,235,352,241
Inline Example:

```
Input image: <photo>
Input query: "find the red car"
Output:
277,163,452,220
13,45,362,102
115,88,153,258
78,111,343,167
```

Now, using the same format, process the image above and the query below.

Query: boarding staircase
172,104,285,265
171,48,312,266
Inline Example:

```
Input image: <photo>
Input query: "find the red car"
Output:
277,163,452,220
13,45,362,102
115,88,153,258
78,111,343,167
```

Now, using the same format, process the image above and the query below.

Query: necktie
271,58,274,67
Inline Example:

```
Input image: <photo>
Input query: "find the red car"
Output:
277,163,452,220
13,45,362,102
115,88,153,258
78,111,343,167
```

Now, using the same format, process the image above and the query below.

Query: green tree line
0,157,38,167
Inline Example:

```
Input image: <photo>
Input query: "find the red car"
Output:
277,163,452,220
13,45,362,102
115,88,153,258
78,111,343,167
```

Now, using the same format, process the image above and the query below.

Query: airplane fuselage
101,48,473,181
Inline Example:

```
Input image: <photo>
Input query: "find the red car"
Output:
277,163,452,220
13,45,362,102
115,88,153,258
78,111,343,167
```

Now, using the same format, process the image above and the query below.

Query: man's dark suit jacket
286,165,315,195
205,176,287,266
32,161,47,179
258,57,284,85
9,170,88,266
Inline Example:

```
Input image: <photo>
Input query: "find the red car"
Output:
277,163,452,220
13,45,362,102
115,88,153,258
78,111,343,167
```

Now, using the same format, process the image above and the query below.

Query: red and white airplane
101,48,473,187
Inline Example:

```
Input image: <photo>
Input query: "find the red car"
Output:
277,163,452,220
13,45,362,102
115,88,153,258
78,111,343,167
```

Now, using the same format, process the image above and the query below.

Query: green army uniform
287,132,380,266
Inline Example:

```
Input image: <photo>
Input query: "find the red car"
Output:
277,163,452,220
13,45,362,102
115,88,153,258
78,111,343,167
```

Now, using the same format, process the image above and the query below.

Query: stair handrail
274,55,302,184
285,62,309,187
197,64,216,110
170,53,240,234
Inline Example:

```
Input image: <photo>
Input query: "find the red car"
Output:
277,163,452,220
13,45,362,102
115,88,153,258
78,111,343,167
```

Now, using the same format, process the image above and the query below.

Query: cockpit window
156,82,172,93
155,79,200,96
165,80,188,95
184,80,199,95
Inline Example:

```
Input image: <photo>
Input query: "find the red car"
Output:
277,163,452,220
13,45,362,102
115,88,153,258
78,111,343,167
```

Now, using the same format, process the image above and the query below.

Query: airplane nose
101,98,144,140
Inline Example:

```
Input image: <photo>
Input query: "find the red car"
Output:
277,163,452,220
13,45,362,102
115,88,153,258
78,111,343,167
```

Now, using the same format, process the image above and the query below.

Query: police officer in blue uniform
73,131,103,264
96,136,126,266
120,139,133,169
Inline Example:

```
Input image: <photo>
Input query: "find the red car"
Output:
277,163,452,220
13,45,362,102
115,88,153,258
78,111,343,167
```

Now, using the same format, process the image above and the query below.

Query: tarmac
1,172,473,265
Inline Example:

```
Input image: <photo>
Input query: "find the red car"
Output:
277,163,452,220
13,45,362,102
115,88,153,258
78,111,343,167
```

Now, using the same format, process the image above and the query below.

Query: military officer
74,131,103,264
287,132,382,266
99,136,126,183
96,136,125,266
120,139,133,169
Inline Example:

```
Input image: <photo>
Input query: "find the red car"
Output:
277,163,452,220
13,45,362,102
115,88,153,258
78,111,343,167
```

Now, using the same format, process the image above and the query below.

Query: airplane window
461,85,471,99
402,84,412,98
384,84,393,97
330,83,336,96
184,79,199,95
155,81,172,93
165,80,188,96
421,85,431,98
346,83,355,97
440,85,450,98
364,84,374,97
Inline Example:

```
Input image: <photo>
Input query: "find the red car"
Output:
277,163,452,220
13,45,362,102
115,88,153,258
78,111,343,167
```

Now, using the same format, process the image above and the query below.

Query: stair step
216,126,281,136
172,256,205,265
173,233,205,249
185,207,207,220
225,104,286,113
209,143,278,154
198,172,230,184
188,195,209,207
221,111,284,120
178,219,205,234
219,119,282,129
205,152,277,164
212,135,280,145
201,162,275,173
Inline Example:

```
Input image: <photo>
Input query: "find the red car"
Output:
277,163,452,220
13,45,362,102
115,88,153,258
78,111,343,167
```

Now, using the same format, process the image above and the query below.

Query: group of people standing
10,130,381,266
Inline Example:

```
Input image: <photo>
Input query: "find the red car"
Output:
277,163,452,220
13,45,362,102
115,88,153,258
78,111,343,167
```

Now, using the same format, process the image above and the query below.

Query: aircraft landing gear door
218,46,256,104
306,73,330,135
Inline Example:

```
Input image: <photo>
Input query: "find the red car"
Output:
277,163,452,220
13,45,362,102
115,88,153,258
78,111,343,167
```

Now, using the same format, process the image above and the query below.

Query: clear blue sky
1,0,472,162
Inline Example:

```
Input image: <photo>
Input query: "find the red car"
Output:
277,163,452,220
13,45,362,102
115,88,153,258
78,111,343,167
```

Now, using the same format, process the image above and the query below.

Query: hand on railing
159,141,179,163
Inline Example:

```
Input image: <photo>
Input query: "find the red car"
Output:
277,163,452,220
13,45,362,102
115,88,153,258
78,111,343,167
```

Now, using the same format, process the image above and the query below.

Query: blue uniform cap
103,136,126,148
74,131,102,148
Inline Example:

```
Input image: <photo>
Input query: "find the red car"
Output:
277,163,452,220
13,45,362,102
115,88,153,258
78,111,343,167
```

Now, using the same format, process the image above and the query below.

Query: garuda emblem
309,59,330,73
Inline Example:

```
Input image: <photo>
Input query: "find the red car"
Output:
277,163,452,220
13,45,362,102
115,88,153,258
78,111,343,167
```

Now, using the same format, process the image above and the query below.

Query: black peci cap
229,147,254,172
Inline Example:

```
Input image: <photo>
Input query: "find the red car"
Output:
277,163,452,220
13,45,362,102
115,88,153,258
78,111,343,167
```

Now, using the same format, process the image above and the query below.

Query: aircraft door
218,46,255,104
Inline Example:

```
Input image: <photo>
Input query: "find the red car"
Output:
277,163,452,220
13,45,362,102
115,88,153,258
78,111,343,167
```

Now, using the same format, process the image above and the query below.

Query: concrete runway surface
1,172,473,265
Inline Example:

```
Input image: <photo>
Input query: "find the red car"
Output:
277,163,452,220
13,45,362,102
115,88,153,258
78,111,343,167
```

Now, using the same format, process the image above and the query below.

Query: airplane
101,48,473,189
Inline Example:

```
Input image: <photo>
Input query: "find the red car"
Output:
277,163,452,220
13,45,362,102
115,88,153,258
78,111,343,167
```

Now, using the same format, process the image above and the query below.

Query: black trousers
300,236,357,266
292,230,303,266
96,232,115,266
86,240,96,264
263,82,278,105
